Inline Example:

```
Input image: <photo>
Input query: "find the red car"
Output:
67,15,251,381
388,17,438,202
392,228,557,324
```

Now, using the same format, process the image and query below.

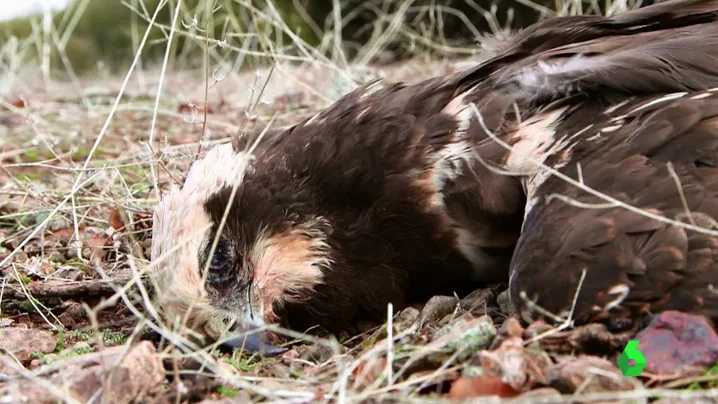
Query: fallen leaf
11,98,26,108
547,355,638,394
478,336,552,392
178,101,214,114
46,227,75,243
84,235,110,264
352,357,388,389
446,376,519,400
108,208,125,231
490,317,524,350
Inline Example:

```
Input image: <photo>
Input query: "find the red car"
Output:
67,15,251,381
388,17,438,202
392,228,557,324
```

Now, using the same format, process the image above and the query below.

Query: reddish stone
634,311,718,375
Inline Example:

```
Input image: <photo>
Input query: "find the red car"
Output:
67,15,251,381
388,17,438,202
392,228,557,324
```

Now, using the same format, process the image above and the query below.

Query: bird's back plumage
450,0,718,328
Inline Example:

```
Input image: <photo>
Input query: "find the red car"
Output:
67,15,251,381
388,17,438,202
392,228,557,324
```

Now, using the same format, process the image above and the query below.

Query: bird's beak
219,326,287,356
216,313,287,356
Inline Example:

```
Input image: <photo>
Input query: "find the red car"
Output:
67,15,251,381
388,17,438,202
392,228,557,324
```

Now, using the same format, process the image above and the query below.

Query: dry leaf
46,227,75,243
11,99,27,108
352,357,388,389
108,208,125,231
446,376,519,400
178,101,214,114
84,235,109,263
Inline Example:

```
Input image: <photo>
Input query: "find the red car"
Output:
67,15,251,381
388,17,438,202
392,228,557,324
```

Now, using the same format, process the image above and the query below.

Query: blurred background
0,0,654,85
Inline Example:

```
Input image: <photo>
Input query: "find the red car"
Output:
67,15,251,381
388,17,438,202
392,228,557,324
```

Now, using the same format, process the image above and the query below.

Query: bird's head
150,141,333,355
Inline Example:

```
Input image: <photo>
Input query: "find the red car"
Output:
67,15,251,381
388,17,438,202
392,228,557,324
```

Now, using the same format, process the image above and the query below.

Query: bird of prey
150,0,718,354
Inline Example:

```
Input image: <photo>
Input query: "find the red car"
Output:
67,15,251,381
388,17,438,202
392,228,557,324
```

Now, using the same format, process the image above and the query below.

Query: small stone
40,260,56,276
0,327,56,362
81,247,94,260
63,301,87,321
46,217,71,232
490,317,525,350
419,295,459,327
48,250,66,264
0,341,164,404
64,242,82,260
547,355,638,394
459,288,495,312
0,318,15,327
497,290,517,317
428,314,497,362
480,339,527,389
41,353,58,365
103,342,165,403
478,337,552,392
393,306,420,331
523,320,553,340
0,355,23,377
634,311,718,375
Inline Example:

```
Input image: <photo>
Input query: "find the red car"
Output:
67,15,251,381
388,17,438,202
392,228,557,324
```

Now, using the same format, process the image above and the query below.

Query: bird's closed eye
204,238,234,284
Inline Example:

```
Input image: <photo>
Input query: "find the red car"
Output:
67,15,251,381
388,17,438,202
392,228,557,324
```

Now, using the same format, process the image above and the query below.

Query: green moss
65,257,88,272
18,298,41,313
226,349,261,372
55,328,66,352
71,330,91,340
22,150,43,163
217,386,238,398
18,172,45,182
29,351,45,360
687,362,718,390
71,345,95,355
103,329,128,345
70,145,115,160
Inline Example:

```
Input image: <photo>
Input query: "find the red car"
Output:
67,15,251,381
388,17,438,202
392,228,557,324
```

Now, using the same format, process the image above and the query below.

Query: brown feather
507,90,718,328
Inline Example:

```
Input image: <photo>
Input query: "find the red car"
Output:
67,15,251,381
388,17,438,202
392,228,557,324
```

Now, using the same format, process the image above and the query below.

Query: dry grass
3,0,718,402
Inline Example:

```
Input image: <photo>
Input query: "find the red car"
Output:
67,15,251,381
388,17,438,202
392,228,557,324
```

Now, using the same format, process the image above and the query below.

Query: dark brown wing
443,0,718,271
455,0,718,104
507,89,718,328
447,0,718,195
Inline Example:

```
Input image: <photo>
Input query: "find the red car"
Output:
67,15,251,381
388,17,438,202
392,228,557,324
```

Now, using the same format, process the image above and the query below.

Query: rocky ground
3,59,718,403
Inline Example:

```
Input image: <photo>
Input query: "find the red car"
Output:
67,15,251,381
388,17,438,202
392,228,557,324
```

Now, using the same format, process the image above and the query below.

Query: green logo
617,340,647,376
